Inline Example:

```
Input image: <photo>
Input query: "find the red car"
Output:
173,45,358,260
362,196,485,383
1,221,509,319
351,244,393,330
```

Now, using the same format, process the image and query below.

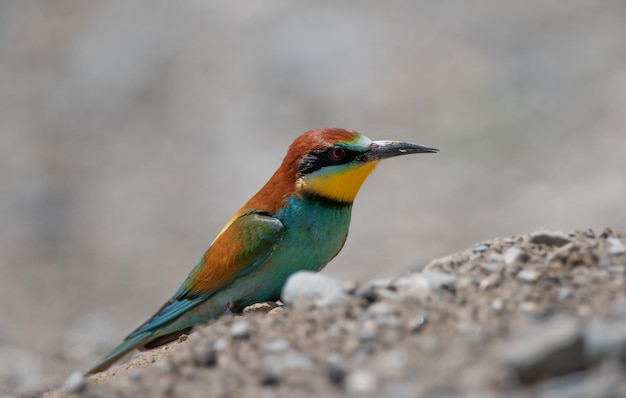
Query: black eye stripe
298,147,363,175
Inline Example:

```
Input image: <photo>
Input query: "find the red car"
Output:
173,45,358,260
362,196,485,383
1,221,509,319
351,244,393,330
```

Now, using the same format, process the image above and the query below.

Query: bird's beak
365,140,439,161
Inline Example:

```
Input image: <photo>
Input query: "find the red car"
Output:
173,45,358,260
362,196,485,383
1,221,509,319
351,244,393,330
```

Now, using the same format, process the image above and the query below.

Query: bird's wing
131,211,285,337
86,212,284,375
178,211,285,298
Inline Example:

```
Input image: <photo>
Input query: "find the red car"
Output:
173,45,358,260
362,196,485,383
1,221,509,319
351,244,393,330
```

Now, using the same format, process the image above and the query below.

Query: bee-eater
86,128,438,374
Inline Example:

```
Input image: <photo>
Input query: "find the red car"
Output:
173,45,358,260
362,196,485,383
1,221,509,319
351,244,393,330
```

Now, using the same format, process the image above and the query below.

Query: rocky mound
41,229,626,398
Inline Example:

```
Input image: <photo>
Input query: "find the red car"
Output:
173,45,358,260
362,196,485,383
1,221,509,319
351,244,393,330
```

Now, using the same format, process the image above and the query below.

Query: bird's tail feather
85,331,151,375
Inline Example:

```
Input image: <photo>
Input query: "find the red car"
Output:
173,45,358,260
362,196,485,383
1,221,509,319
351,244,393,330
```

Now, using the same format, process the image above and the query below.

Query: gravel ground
3,3,626,395
36,228,626,397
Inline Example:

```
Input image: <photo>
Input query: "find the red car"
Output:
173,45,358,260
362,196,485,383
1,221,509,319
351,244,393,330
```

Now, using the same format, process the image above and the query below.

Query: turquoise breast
246,193,353,302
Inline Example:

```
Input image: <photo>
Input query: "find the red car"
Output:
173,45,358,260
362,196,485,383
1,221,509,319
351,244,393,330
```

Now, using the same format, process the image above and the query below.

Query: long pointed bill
366,140,439,161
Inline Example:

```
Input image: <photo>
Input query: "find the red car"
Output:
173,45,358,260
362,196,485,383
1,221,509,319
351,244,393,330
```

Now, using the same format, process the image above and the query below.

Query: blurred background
1,0,625,393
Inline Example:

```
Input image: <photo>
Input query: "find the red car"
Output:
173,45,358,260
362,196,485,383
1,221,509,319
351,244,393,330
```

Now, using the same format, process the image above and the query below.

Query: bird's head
244,128,438,213
289,128,438,204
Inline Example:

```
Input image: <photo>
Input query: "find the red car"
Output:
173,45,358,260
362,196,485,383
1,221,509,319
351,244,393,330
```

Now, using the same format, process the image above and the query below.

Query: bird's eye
329,146,346,160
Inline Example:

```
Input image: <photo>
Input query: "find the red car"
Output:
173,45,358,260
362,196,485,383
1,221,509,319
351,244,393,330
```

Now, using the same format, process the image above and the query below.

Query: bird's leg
224,300,245,314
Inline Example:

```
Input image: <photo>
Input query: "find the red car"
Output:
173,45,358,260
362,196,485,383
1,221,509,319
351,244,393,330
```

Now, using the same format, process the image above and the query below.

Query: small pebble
491,298,504,310
281,271,348,307
517,269,540,282
480,273,501,290
583,229,596,238
259,339,291,355
456,276,474,289
259,361,280,385
230,321,251,339
326,355,347,386
489,252,504,262
342,280,358,294
268,307,284,315
473,244,489,253
282,352,313,370
504,247,527,265
425,271,457,287
214,338,228,351
606,265,624,274
191,339,217,367
352,347,375,363
520,302,539,312
375,288,405,302
607,237,626,255
481,262,504,273
366,277,394,289
393,272,457,299
377,314,402,328
243,302,280,314
63,371,86,393
407,315,427,333
367,302,392,316
558,287,573,301
345,369,379,394
356,287,378,303
393,274,427,289
358,321,379,342
529,231,572,247
600,228,615,239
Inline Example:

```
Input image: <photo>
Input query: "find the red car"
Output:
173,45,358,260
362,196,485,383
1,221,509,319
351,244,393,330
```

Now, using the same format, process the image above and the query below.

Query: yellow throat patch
297,161,379,203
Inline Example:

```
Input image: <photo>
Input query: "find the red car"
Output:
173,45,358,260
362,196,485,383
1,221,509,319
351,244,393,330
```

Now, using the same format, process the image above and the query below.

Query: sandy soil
35,228,626,398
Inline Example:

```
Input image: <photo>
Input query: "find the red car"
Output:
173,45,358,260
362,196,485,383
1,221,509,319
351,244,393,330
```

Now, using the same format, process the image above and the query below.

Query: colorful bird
86,128,438,374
